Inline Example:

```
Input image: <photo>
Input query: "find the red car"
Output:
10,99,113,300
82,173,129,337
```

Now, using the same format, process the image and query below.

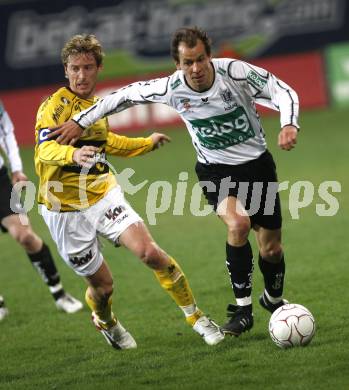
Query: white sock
49,283,64,294
180,303,198,317
236,296,252,306
265,290,282,304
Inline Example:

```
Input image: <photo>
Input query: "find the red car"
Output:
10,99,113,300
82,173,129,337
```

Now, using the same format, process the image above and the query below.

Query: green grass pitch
0,107,348,389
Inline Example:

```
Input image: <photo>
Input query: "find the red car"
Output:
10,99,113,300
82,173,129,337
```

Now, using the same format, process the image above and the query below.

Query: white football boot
55,293,83,313
0,296,9,321
92,312,137,350
193,315,225,345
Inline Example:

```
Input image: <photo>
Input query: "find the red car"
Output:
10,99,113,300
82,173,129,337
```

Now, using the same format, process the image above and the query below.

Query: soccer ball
269,303,315,349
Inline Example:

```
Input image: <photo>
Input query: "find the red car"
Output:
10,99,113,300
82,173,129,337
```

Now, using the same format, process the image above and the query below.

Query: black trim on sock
52,290,65,301
226,241,254,299
27,243,61,287
258,254,285,298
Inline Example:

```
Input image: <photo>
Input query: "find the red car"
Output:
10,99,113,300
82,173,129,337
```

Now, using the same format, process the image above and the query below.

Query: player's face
65,53,102,99
176,40,213,92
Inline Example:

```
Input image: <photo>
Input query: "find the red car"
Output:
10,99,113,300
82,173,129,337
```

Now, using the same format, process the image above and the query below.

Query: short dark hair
171,26,212,63
61,34,104,67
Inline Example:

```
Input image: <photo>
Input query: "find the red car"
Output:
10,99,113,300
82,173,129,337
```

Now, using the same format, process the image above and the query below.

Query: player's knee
9,226,37,251
225,216,250,243
139,242,165,269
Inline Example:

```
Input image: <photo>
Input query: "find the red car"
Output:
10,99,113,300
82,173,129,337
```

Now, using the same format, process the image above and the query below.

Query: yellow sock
154,257,203,326
185,309,203,326
85,288,116,329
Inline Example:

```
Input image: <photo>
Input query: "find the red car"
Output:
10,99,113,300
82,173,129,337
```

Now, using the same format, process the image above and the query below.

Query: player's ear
175,61,181,70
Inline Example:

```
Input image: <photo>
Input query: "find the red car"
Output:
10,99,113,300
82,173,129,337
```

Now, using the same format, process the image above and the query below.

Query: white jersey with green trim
74,58,299,165
0,102,23,172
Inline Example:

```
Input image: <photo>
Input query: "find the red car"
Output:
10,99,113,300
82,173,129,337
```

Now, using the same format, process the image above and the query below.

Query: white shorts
39,186,143,276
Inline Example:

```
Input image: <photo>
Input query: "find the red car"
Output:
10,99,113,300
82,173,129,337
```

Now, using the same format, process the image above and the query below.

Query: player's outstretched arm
48,78,170,146
149,133,171,150
278,125,298,151
48,120,84,145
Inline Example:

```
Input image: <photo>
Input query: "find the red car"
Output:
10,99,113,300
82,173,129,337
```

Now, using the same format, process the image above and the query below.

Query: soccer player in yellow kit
34,34,224,349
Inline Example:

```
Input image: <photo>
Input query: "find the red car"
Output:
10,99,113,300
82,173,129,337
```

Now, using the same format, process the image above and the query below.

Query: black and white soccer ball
269,303,316,349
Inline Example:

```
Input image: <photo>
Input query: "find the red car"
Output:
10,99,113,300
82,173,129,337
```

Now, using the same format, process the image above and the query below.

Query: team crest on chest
61,97,70,105
220,89,233,103
220,89,237,111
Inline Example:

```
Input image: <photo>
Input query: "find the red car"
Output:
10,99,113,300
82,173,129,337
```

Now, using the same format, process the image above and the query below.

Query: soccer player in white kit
50,27,299,336
0,101,83,320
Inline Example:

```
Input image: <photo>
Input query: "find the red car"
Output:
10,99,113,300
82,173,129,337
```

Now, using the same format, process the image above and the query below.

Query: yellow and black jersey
35,87,153,211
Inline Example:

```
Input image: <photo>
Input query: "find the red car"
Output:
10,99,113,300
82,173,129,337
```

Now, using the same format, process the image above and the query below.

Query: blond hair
61,34,104,66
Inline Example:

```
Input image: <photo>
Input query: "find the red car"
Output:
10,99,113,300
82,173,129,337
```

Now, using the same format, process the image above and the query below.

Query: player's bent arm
255,75,300,130
105,131,171,157
276,84,300,130
259,75,300,129
231,60,300,129
37,140,76,166
105,132,154,157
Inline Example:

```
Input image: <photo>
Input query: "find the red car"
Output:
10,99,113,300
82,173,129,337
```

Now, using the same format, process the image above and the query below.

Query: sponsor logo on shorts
116,213,128,224
105,205,126,221
69,250,93,267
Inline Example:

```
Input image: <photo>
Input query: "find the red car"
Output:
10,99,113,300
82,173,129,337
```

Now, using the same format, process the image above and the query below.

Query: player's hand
278,125,298,151
48,120,84,145
150,132,171,150
72,146,99,168
11,171,28,186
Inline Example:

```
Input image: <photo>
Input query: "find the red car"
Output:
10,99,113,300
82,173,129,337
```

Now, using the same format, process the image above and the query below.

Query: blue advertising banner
1,0,348,91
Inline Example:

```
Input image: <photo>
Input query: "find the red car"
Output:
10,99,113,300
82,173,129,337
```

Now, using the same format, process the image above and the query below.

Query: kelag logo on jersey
189,106,255,150
247,70,267,91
